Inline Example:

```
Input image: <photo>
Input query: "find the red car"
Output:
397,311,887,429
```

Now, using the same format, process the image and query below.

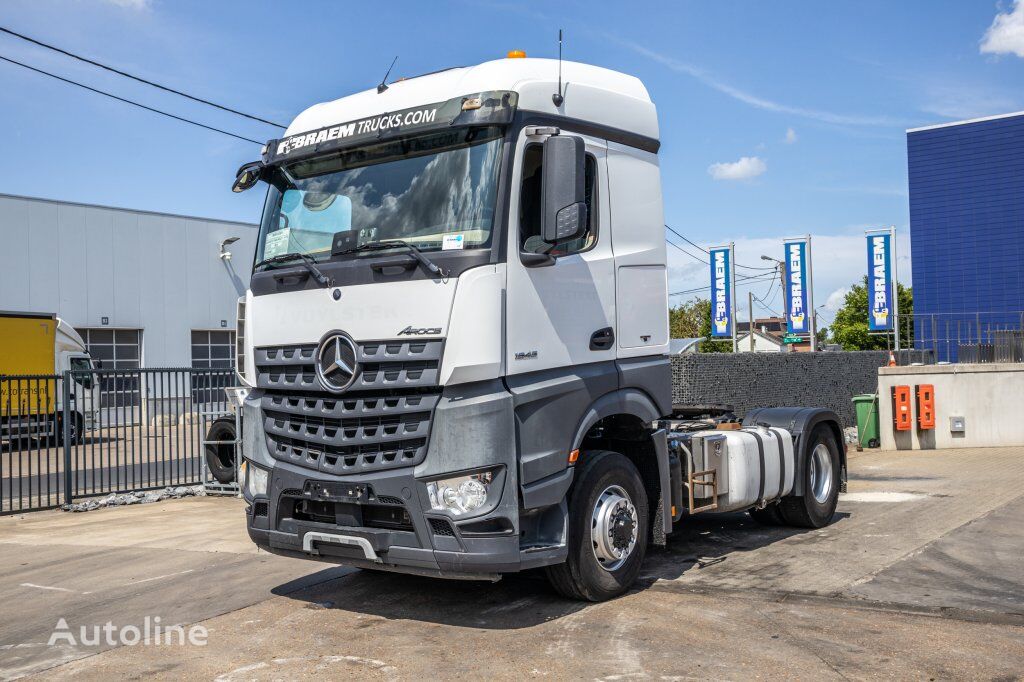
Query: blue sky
2,0,1023,325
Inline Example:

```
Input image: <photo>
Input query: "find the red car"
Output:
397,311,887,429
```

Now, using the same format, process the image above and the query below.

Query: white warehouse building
0,193,257,372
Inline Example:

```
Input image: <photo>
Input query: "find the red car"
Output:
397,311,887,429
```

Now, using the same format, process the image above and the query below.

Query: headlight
426,469,497,516
244,460,268,497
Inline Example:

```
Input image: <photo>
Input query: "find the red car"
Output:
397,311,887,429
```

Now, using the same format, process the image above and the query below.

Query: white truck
229,54,845,601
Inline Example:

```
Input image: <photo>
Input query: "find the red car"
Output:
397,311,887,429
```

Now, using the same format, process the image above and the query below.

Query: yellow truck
1,312,98,444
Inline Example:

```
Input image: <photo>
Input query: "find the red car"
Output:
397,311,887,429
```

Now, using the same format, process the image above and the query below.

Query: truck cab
231,55,842,601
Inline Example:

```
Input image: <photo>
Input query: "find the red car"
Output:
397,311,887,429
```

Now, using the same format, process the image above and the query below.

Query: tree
829,277,913,350
669,298,732,353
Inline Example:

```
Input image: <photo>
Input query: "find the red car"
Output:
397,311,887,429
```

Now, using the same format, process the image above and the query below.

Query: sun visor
261,91,518,167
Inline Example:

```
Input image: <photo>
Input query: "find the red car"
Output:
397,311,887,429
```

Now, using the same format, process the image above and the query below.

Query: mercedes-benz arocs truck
230,54,845,601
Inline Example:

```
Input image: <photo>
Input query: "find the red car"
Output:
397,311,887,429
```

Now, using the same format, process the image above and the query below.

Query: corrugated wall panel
0,194,256,368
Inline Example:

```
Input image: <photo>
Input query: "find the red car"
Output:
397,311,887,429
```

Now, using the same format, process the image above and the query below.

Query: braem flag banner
709,247,733,337
867,232,894,331
785,240,811,334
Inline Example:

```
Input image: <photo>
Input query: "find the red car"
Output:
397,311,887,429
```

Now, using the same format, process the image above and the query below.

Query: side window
519,143,598,256
69,357,93,390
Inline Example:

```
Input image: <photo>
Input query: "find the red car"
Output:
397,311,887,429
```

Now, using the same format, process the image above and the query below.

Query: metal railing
1,368,235,515
898,311,1024,364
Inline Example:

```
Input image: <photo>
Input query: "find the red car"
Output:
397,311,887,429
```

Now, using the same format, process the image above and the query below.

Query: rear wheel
546,451,649,602
204,418,237,484
779,426,840,528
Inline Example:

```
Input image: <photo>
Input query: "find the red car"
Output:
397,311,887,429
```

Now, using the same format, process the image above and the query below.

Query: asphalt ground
0,445,1022,680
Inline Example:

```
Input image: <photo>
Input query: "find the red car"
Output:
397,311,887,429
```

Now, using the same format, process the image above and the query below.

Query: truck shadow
271,510,848,630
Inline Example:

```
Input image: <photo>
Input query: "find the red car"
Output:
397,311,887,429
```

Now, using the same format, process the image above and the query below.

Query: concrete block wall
670,351,912,426
878,364,1024,450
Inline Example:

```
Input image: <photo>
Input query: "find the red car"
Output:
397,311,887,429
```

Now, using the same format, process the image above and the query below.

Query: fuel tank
682,427,796,513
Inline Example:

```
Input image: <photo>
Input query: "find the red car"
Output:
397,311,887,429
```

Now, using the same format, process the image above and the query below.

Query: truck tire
204,418,237,484
779,425,840,528
546,451,649,602
53,412,83,446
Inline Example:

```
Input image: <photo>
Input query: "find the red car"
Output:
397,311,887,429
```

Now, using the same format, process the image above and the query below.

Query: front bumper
246,459,521,579
241,379,562,578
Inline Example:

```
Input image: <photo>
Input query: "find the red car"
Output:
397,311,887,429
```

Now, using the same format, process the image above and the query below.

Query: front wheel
546,451,649,601
779,425,841,528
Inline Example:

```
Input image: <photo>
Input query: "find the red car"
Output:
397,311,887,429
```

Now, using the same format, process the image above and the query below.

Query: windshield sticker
263,228,291,258
442,234,465,251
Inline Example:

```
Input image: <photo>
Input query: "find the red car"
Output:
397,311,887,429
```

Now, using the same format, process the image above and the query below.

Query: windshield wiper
253,252,331,287
336,240,448,278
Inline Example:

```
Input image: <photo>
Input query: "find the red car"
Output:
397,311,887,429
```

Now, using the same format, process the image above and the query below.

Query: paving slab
0,446,1022,680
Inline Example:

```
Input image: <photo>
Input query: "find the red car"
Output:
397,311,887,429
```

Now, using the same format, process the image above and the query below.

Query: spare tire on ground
204,418,237,484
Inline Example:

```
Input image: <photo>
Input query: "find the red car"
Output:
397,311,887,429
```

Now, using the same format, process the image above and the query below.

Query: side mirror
541,135,587,244
232,161,263,193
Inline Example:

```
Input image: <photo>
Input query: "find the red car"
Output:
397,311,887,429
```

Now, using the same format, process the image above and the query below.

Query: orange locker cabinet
891,385,912,431
916,384,935,430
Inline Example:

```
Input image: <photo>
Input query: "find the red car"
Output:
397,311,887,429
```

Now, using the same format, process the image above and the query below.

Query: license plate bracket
306,481,367,503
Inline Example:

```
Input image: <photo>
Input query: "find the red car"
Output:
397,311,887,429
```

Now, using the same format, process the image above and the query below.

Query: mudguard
742,407,846,496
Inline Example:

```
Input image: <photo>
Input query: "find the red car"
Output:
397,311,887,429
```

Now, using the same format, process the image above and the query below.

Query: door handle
590,327,614,351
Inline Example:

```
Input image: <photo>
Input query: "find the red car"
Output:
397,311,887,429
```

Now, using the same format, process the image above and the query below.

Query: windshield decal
262,91,517,166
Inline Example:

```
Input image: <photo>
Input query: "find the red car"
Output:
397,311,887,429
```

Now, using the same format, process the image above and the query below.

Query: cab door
505,129,615,376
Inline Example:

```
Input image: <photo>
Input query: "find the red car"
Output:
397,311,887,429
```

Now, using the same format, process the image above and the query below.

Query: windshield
255,126,503,265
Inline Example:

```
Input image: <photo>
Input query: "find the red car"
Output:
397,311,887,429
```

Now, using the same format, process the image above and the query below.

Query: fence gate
1,368,236,515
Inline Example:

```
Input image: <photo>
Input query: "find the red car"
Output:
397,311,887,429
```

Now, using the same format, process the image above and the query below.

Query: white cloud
784,127,798,144
708,156,766,181
608,35,904,127
981,0,1024,57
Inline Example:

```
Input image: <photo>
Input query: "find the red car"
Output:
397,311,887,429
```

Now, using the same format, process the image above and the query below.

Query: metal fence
1,368,235,515
897,311,1024,364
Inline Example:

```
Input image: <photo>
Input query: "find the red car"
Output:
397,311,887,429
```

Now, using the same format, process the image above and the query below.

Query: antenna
377,55,398,94
552,29,564,107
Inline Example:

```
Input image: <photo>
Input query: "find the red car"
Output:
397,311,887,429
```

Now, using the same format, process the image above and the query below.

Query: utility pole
749,290,755,352
807,235,817,352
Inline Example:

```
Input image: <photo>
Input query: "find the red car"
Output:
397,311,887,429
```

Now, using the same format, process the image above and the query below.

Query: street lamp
219,236,240,261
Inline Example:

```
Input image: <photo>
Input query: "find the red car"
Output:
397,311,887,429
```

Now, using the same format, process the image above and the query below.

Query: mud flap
652,428,671,546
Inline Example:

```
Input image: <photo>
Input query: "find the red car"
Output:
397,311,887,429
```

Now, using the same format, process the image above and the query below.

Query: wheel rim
591,484,638,572
809,443,834,504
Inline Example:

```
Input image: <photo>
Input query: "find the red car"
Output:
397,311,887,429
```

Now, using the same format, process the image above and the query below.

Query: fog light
246,460,268,497
426,469,496,516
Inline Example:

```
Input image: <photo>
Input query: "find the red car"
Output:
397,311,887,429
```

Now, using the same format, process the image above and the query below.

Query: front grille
253,501,268,517
256,339,443,475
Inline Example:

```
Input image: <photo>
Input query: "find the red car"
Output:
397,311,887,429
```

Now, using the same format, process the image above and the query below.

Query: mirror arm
520,251,555,268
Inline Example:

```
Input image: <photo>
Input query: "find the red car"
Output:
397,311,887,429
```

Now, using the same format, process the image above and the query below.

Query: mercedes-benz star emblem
315,333,359,393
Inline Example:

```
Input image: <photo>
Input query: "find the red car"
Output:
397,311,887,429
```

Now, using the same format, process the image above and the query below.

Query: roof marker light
507,50,526,59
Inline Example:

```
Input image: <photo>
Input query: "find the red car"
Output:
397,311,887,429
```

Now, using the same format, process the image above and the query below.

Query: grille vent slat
254,339,443,475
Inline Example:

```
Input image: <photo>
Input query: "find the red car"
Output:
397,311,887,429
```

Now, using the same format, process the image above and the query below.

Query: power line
664,223,777,271
669,272,775,297
0,25,286,129
0,53,263,145
665,224,708,254
665,239,708,265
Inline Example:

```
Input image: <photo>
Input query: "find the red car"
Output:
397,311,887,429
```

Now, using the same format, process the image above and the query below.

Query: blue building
906,111,1024,361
